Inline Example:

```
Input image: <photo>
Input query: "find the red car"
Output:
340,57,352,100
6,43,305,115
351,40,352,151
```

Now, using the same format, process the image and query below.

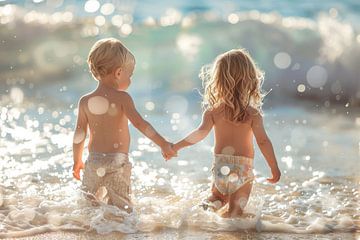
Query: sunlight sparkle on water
100,3,115,15
94,15,105,26
84,0,100,13
10,87,24,104
285,145,292,152
81,26,99,37
145,101,155,111
355,118,360,126
160,8,182,26
62,11,73,22
144,16,156,26
281,156,293,169
228,13,239,24
176,34,202,60
120,24,132,35
111,15,123,27
177,160,188,166
297,84,306,93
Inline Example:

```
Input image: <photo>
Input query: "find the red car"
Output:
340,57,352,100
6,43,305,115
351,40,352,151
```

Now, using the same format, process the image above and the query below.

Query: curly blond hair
87,38,134,80
201,49,264,122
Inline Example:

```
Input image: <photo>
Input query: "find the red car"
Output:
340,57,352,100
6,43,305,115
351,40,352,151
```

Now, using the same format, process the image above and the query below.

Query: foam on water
0,96,359,237
0,155,358,237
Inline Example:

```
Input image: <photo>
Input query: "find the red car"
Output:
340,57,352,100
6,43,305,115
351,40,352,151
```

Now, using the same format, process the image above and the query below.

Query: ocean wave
1,6,360,105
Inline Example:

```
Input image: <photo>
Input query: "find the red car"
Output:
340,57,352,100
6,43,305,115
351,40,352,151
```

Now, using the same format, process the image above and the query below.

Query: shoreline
10,230,360,240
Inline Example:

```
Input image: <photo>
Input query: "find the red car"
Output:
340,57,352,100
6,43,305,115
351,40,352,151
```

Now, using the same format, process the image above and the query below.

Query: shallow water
0,92,359,237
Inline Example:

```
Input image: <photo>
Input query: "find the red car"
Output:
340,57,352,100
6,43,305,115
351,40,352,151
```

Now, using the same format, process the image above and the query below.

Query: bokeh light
306,65,328,88
176,34,202,60
94,15,106,26
297,84,306,93
220,166,230,176
88,96,110,115
228,13,239,24
274,52,291,69
84,0,100,13
100,3,115,16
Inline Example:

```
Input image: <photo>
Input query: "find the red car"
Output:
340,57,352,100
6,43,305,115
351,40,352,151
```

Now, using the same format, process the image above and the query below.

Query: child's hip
84,152,131,178
212,154,254,195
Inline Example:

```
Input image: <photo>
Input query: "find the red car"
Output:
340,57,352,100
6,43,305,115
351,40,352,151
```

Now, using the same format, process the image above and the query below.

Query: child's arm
72,98,88,180
252,112,281,183
121,92,175,158
172,109,214,153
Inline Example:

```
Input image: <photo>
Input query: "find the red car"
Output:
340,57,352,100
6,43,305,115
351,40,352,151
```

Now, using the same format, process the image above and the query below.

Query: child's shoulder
78,90,100,103
246,106,263,125
202,106,219,118
247,106,261,116
206,104,223,114
113,91,134,105
78,93,92,105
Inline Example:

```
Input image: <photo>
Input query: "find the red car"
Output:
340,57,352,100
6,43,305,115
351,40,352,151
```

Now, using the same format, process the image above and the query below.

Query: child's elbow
132,120,144,129
256,137,271,146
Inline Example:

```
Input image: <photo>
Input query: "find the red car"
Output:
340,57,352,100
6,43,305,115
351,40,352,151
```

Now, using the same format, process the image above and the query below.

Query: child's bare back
211,104,257,157
78,87,132,154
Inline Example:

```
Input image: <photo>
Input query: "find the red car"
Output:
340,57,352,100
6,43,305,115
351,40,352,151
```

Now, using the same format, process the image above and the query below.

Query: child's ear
115,67,122,79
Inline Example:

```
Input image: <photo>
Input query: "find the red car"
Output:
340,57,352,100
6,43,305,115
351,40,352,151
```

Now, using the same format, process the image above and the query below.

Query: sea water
0,95,359,237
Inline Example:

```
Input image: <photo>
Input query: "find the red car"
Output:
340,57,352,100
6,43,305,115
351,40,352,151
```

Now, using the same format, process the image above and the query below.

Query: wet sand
10,230,360,240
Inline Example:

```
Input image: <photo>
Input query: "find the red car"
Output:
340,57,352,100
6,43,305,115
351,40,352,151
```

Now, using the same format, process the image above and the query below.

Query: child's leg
103,162,132,213
82,162,103,201
221,181,253,218
202,184,227,211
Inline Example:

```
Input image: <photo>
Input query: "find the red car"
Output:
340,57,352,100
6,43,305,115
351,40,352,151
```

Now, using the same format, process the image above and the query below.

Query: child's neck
98,79,117,90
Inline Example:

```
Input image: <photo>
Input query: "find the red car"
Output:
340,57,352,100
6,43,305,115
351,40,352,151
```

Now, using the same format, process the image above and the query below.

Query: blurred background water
0,0,359,238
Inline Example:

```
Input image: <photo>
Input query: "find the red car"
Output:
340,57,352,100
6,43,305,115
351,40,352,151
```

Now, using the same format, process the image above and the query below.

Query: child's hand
267,167,281,183
72,161,84,181
171,142,181,153
161,142,177,160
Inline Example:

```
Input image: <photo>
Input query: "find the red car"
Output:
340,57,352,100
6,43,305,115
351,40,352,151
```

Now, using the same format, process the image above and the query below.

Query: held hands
267,166,281,183
72,161,84,181
161,141,177,161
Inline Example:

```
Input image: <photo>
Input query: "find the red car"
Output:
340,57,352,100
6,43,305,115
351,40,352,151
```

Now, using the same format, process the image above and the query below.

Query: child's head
87,38,135,90
201,49,264,121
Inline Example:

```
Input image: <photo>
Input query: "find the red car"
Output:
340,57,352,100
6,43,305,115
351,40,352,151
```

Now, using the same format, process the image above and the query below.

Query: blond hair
201,49,264,122
87,38,134,80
